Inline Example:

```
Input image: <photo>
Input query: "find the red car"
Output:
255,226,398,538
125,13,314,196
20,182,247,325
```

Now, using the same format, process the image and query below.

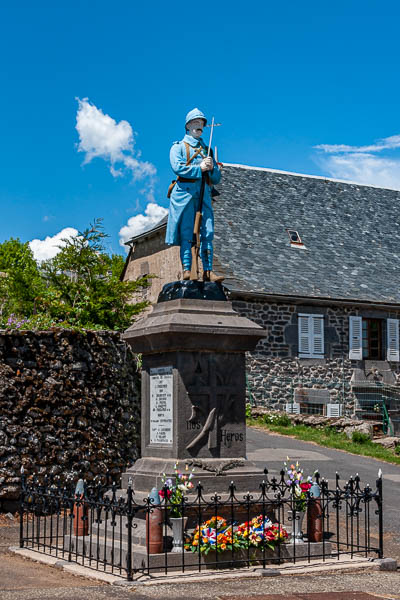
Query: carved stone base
157,280,227,303
122,456,266,498
122,296,267,500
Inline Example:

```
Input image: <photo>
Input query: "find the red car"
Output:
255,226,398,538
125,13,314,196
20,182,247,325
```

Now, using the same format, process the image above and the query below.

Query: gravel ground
1,571,400,600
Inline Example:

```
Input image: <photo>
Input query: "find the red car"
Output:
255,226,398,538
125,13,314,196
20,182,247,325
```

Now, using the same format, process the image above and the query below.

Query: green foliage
263,412,291,427
351,431,371,445
245,403,252,418
0,238,44,319
395,445,400,456
0,219,149,331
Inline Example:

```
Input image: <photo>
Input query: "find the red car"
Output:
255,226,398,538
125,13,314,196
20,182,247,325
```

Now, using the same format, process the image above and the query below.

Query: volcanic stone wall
0,329,140,502
232,298,400,412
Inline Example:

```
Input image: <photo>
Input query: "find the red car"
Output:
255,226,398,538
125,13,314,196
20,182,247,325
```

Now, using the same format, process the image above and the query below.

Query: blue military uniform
165,109,221,273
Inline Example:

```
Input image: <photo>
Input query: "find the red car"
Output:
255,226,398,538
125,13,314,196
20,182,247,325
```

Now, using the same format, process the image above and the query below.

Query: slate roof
126,164,400,305
126,215,168,244
213,165,400,304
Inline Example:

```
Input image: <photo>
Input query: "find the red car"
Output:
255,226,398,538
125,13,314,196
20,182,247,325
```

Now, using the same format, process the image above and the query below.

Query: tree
0,238,43,319
0,220,149,331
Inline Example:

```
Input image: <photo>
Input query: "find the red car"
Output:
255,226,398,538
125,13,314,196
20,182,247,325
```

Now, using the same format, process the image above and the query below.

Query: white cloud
119,203,168,248
75,98,156,181
314,133,400,190
315,134,400,155
29,227,78,262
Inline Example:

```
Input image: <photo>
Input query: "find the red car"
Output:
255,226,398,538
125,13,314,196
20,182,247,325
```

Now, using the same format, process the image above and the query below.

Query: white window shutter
312,316,324,357
326,404,343,417
387,318,399,361
349,316,362,360
299,314,324,358
298,315,311,357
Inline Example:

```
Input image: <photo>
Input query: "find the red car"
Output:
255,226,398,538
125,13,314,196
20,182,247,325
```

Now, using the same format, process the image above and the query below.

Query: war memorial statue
121,107,266,499
165,108,224,283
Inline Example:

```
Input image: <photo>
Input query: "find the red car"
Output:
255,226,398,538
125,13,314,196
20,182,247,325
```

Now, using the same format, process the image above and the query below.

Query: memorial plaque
150,366,173,444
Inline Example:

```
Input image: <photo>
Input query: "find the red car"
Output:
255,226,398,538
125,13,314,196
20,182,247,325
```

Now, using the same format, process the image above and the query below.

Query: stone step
90,517,173,547
64,534,332,574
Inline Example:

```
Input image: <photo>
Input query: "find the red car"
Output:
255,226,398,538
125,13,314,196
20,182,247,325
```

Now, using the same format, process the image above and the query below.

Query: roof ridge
222,162,400,193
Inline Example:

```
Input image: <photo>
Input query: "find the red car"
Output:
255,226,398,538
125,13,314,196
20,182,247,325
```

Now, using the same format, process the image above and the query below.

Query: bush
395,445,400,456
351,431,371,444
264,413,291,427
245,403,252,418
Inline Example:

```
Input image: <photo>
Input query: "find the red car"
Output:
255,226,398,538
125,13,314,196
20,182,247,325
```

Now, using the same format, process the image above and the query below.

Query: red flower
159,488,172,499
300,482,312,492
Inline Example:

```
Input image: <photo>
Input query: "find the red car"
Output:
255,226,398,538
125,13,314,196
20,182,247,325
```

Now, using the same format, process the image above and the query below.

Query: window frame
362,318,383,360
349,316,400,362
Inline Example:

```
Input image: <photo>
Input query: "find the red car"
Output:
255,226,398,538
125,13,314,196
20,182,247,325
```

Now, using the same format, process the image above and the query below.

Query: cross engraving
186,355,237,451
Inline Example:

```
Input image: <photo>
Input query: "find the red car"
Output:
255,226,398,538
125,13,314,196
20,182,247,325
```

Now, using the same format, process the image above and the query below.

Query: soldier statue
165,108,224,282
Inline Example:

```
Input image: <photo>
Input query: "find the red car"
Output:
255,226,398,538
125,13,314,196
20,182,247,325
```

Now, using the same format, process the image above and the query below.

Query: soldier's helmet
185,108,207,127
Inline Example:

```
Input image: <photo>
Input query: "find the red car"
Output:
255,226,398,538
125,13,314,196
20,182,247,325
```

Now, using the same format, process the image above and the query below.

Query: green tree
0,238,43,318
0,220,149,331
39,219,149,330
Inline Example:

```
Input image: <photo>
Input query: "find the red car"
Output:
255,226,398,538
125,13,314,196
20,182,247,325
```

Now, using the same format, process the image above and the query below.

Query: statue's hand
200,157,213,172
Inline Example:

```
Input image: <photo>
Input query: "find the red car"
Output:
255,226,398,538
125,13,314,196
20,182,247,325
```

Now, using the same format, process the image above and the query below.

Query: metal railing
19,470,383,580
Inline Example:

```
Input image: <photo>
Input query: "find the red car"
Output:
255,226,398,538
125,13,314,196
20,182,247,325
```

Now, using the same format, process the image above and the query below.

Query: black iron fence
19,470,383,580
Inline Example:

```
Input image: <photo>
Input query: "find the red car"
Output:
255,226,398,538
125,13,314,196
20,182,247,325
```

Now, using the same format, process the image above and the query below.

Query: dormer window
287,229,301,244
286,229,306,249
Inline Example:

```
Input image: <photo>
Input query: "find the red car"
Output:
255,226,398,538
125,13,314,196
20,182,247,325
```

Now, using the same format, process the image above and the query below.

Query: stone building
122,164,400,432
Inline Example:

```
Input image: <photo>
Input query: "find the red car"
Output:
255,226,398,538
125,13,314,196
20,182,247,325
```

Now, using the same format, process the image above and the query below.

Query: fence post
377,472,383,559
19,469,25,548
126,484,133,581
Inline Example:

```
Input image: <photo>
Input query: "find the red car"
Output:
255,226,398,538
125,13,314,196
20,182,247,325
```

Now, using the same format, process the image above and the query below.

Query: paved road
247,426,400,541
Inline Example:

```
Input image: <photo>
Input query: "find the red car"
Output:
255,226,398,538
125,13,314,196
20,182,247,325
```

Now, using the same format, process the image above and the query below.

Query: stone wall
232,297,400,413
0,329,141,502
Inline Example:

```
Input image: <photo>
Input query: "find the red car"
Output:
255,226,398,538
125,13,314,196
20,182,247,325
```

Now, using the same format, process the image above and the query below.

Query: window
287,230,302,244
362,319,383,359
298,314,324,358
349,316,399,361
299,402,324,415
286,229,306,249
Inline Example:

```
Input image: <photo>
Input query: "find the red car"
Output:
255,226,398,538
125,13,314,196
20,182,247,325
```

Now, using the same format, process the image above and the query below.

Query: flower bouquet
184,516,242,555
184,515,288,555
237,515,288,550
284,458,313,512
159,463,194,518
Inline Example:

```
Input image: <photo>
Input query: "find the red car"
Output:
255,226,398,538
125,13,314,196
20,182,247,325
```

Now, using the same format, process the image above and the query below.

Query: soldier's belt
167,175,211,198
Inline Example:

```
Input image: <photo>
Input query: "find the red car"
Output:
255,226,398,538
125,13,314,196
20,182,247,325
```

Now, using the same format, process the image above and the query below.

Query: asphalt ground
1,427,400,599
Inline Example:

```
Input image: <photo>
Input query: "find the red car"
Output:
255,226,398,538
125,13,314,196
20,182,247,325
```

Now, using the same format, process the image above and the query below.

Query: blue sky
1,1,400,259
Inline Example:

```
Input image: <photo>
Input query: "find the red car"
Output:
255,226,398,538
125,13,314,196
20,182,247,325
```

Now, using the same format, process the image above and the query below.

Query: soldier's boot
203,270,224,283
182,270,191,280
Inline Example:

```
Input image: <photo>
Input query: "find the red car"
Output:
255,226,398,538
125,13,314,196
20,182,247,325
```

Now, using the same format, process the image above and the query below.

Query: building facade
122,164,400,432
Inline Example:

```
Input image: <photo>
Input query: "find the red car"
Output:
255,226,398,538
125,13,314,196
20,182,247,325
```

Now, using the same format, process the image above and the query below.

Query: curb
8,546,388,586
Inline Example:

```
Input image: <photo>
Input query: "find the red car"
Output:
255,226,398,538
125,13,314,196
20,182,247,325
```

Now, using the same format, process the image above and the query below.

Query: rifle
190,117,216,280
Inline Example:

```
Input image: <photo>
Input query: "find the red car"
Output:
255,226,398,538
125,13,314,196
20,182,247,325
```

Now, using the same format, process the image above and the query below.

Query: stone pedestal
121,282,267,498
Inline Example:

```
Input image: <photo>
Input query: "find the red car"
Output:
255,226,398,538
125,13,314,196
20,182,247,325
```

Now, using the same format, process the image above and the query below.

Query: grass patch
247,415,400,465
